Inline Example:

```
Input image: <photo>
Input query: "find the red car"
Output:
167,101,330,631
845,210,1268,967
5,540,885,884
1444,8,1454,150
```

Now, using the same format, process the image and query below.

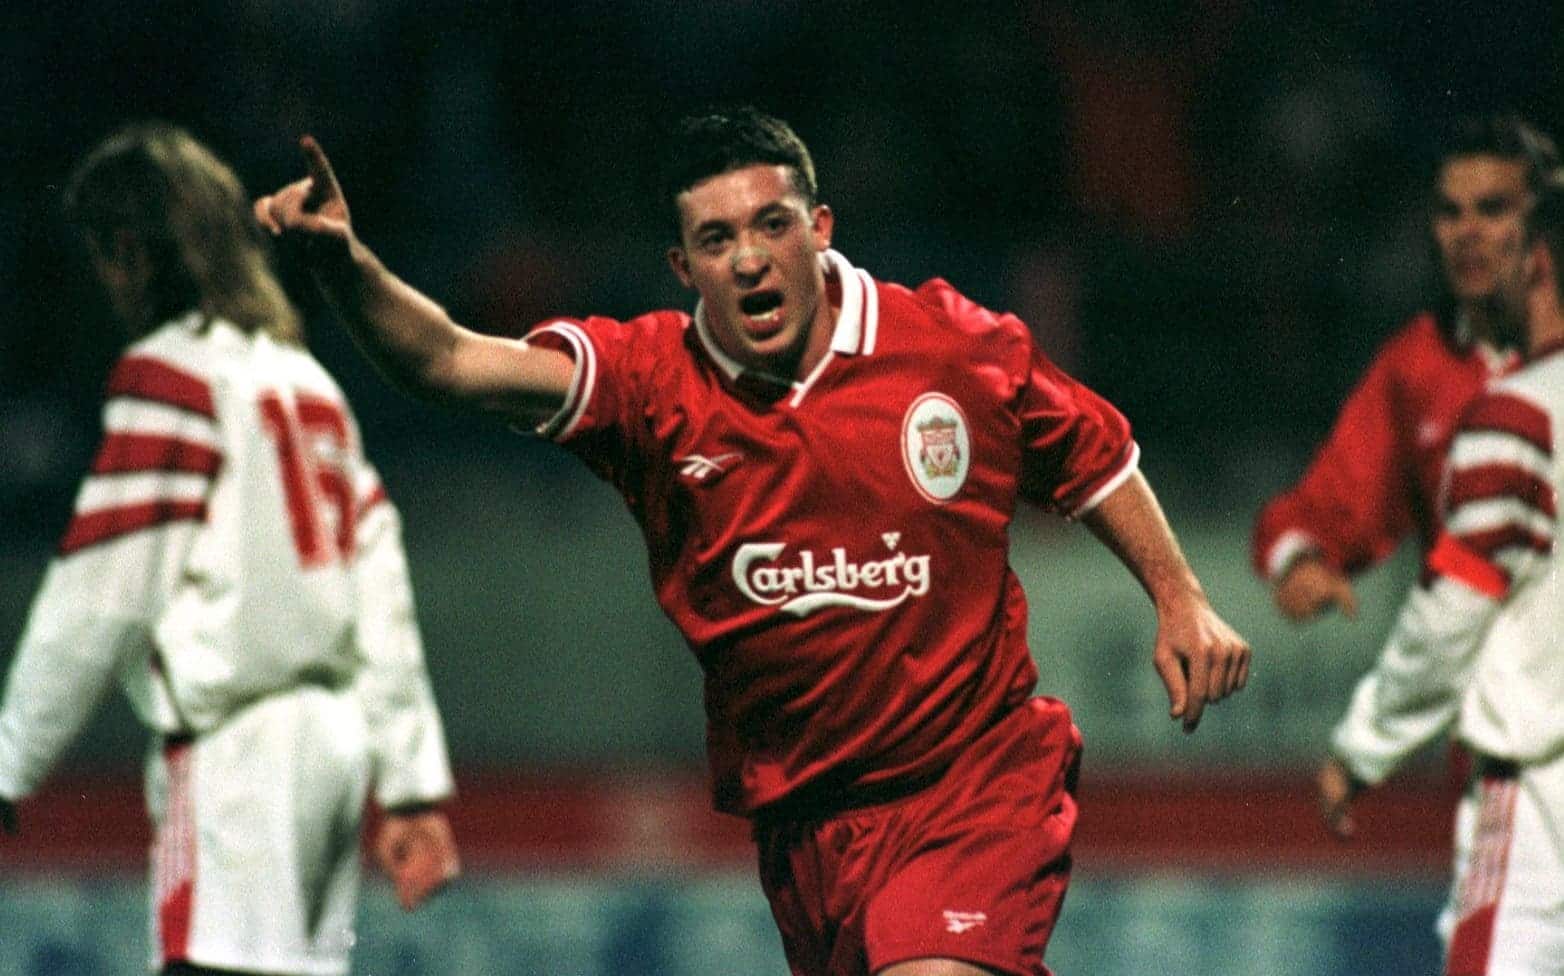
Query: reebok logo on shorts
942,910,988,934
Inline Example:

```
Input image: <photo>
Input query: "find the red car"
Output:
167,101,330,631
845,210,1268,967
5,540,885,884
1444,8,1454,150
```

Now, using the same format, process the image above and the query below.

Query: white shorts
1439,751,1564,975
143,685,371,975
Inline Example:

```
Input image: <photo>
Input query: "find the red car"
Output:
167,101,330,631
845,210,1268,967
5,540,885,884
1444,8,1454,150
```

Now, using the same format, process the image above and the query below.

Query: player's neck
1526,300,1564,359
794,293,840,379
1460,302,1498,344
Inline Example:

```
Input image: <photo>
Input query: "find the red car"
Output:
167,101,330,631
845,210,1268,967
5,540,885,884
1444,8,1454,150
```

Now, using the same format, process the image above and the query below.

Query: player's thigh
1445,755,1564,976
877,959,1002,976
193,688,370,868
152,687,371,973
865,698,1079,974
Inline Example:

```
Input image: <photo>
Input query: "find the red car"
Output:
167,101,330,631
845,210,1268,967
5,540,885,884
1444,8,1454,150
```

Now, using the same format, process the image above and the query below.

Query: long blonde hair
63,122,302,343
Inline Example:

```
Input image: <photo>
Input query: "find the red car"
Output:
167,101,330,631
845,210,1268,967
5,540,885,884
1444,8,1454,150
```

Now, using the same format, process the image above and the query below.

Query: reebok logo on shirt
676,452,740,481
732,537,931,617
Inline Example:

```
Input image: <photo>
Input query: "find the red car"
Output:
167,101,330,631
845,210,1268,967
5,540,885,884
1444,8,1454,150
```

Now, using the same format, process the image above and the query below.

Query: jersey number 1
259,391,353,567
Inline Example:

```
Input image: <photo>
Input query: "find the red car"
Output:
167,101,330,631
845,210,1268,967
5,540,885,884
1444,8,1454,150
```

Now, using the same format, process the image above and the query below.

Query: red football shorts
754,697,1083,976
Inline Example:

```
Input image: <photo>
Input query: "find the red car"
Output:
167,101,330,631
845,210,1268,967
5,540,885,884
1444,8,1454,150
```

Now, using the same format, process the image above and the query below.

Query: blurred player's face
669,164,835,378
1489,237,1544,351
86,231,154,334
1432,155,1532,306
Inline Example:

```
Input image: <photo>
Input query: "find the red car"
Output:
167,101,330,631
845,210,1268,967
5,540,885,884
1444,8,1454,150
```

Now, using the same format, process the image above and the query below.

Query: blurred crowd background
6,0,1563,766
1,4,1562,971
6,0,1561,771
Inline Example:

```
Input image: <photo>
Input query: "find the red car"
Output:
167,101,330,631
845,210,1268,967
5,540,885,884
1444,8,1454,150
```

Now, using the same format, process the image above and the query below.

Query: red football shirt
1252,313,1516,580
527,250,1137,815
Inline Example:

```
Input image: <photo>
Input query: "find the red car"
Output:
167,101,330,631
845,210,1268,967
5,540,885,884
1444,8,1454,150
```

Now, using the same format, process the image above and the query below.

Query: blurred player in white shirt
1321,170,1564,975
0,124,459,976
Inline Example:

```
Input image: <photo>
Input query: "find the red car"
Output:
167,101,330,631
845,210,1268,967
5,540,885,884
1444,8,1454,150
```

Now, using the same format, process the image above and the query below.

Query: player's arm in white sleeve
253,137,576,429
0,588,147,809
1321,384,1554,837
0,366,216,824
348,469,459,910
1327,577,1496,784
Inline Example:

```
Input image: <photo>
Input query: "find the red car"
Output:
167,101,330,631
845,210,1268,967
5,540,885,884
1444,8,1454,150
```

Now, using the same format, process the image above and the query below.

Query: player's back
121,312,368,733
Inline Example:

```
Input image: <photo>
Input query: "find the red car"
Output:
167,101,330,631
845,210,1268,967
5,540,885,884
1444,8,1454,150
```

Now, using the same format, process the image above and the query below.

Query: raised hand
253,136,352,244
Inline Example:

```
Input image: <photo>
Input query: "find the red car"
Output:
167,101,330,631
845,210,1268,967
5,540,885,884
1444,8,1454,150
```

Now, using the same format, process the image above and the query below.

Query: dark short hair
1435,112,1560,191
657,106,818,241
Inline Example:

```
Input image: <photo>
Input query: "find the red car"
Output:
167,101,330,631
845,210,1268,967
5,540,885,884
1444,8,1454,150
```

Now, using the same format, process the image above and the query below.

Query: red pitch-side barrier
0,769,1455,877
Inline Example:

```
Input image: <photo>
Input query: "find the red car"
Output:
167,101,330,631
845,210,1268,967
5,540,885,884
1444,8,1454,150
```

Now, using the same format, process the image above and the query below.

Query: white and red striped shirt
0,312,453,810
1331,341,1562,782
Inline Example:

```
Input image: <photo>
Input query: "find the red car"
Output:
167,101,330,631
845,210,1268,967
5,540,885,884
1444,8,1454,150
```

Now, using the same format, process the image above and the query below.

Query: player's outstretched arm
254,136,574,428
1082,471,1251,733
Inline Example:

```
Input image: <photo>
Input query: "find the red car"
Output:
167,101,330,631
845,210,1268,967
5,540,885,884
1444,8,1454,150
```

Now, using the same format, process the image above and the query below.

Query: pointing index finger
299,134,340,204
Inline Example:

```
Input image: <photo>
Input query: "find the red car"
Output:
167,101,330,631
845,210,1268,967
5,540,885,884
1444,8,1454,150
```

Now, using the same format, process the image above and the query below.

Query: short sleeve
1016,340,1139,518
523,312,673,495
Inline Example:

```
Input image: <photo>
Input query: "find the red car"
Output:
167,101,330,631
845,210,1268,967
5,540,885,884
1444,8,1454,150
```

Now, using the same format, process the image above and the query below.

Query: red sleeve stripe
91,432,222,479
358,484,389,520
1454,523,1553,564
1426,532,1510,599
106,356,216,420
1445,463,1557,519
1459,393,1552,455
58,500,207,556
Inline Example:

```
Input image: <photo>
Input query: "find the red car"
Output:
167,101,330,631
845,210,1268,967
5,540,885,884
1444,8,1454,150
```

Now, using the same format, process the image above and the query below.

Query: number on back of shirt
258,391,353,567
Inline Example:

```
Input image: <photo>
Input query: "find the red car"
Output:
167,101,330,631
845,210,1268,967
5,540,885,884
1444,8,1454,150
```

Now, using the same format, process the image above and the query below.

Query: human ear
667,245,694,289
811,204,834,251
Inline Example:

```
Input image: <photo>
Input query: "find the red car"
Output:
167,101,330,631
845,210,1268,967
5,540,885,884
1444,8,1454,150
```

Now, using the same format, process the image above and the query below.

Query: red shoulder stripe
1426,533,1509,599
1459,393,1552,454
91,432,222,478
1445,463,1557,518
106,356,215,420
58,500,208,556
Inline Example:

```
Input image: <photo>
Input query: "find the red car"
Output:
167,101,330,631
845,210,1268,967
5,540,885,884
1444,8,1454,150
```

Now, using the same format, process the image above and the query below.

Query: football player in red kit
257,107,1249,976
1246,113,1558,837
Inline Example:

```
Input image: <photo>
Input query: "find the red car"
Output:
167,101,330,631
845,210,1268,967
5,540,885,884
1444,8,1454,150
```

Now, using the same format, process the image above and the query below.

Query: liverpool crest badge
901,392,971,502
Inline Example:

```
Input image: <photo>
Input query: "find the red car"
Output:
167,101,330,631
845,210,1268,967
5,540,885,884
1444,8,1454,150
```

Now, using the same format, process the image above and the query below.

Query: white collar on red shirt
693,248,880,400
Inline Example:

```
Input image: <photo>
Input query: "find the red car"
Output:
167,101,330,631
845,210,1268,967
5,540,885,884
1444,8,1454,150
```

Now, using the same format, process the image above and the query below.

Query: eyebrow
690,201,797,239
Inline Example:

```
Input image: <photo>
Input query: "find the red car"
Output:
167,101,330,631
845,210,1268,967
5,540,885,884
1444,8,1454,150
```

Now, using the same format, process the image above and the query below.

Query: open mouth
740,290,785,324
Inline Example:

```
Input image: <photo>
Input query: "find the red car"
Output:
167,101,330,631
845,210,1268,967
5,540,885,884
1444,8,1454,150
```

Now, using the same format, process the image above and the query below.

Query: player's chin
1449,274,1497,300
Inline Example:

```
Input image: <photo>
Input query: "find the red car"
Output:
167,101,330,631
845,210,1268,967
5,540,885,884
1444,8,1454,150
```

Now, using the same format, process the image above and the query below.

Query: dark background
2,1,1561,773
